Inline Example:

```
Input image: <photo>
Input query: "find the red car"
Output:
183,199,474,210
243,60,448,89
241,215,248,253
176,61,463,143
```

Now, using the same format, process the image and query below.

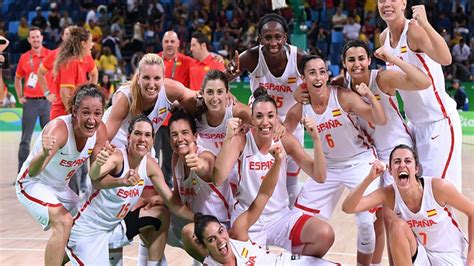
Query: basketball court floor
1,132,472,265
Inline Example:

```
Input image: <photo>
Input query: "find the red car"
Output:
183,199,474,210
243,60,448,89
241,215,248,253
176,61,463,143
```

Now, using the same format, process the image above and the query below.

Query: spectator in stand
32,6,47,32
451,79,469,111
189,32,225,91
59,11,73,29
332,6,347,31
98,74,114,105
132,21,145,53
228,17,243,40
18,17,30,53
85,20,103,54
102,29,122,60
98,47,118,77
96,5,110,30
343,16,361,41
451,38,472,81
174,17,189,48
48,3,61,43
219,31,236,54
85,4,98,25
14,27,52,173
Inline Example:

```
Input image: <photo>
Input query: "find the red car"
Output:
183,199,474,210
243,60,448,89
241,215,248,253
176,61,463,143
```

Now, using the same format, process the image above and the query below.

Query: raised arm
212,118,245,186
28,120,68,176
283,103,303,134
407,5,451,65
147,156,194,221
374,47,431,95
342,160,387,213
164,78,198,114
185,148,215,182
89,143,120,181
230,144,285,241
432,178,474,264
339,85,387,126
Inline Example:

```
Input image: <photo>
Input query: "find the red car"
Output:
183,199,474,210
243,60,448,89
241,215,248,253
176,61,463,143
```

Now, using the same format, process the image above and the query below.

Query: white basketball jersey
234,131,289,219
350,70,413,157
249,45,301,120
104,85,172,148
174,147,233,223
17,115,97,189
302,87,375,167
203,239,286,266
196,105,233,155
393,177,468,254
72,148,148,231
383,20,456,125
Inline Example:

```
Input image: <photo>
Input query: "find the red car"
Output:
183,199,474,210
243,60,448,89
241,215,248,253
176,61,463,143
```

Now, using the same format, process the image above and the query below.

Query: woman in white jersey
67,115,194,265
343,144,473,265
16,84,107,265
379,2,462,191
226,13,306,206
285,54,386,265
341,39,431,265
197,144,336,265
214,87,333,258
166,109,233,261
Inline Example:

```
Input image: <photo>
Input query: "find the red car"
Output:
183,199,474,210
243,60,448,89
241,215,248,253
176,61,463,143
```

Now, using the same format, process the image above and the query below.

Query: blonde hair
53,26,91,76
129,53,165,116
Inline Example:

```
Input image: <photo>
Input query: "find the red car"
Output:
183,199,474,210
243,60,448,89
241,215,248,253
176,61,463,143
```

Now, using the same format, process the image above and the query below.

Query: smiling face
127,121,154,157
72,96,104,138
202,221,232,262
389,148,420,189
138,63,164,102
302,58,329,92
169,119,197,156
203,79,228,113
162,31,180,59
252,101,277,138
343,46,371,81
28,29,43,50
377,0,406,23
259,21,287,55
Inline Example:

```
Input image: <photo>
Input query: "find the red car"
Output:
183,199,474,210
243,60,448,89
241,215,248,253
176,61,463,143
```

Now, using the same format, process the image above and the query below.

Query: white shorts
294,161,379,223
246,208,307,251
410,113,462,191
16,180,79,230
67,220,131,265
413,242,466,266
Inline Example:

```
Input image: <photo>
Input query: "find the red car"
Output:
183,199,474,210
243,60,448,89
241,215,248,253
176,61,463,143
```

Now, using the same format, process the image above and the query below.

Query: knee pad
137,216,162,232
357,222,375,254
124,208,162,240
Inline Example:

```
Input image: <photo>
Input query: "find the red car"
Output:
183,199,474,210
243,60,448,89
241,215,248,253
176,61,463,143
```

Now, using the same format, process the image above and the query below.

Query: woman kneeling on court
342,144,473,265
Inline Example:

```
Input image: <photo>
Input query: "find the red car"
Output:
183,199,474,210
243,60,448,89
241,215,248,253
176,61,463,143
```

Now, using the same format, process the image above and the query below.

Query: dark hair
341,40,371,63
28,26,42,35
195,70,229,120
257,13,288,35
191,32,210,49
194,213,221,245
389,144,423,178
168,108,197,135
299,54,326,74
128,114,155,138
69,84,106,115
252,87,277,113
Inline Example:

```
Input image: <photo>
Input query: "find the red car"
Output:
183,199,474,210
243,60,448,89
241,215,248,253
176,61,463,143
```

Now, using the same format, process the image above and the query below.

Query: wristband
44,90,50,97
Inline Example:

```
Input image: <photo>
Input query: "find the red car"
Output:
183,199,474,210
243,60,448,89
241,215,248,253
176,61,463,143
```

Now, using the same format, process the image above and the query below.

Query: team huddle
14,2,474,266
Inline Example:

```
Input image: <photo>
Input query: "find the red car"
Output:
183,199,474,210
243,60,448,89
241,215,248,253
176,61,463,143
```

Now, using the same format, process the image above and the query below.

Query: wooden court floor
1,132,472,265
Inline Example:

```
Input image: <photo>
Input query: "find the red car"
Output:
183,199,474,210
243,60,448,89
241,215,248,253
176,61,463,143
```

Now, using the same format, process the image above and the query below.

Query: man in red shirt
189,32,225,91
14,27,52,172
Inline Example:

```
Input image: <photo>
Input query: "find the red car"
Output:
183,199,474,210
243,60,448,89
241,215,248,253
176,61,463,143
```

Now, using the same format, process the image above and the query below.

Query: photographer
0,35,9,104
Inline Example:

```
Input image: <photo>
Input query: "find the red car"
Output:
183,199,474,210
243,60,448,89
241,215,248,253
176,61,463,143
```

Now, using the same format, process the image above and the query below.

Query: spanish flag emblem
88,149,93,155
332,109,342,117
287,77,297,84
427,209,437,217
176,61,182,66
400,46,407,53
159,108,167,114
204,66,210,71
241,247,249,258
138,179,144,186
375,94,381,100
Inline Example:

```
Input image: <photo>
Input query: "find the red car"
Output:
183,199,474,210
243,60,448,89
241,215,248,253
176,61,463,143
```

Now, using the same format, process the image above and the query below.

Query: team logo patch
159,108,167,114
204,66,210,71
87,149,93,155
138,180,144,186
332,109,342,117
400,46,407,53
176,61,182,66
287,77,297,84
374,94,381,100
427,209,437,217
241,247,248,258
